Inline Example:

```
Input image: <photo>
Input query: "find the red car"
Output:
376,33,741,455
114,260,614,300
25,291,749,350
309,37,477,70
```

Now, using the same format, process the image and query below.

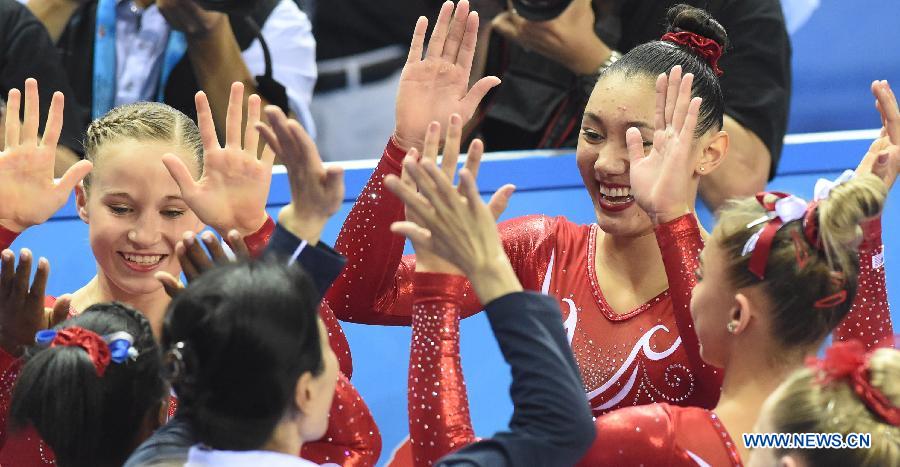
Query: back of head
713,174,886,351
606,4,729,137
769,347,900,466
10,302,163,467
162,259,323,450
83,102,203,190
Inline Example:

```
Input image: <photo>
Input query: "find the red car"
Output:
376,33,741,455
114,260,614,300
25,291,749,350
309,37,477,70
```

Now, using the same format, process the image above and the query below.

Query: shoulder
582,404,677,465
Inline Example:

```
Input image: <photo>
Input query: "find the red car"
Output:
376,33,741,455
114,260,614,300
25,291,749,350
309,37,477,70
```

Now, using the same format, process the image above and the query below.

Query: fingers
456,11,480,76
199,231,230,264
288,119,321,170
460,76,501,119
155,272,185,298
223,229,250,258
0,249,14,292
680,97,703,140
41,92,64,149
440,114,463,180
225,82,245,149
625,127,647,164
390,220,433,247
384,173,434,224
421,158,460,211
50,294,71,326
425,1,454,59
406,16,428,63
487,183,516,221
161,153,198,198
175,239,200,281
244,94,262,156
56,160,93,197
654,73,667,131
255,121,283,156
29,257,49,300
182,231,215,277
422,121,441,162
22,79,39,145
663,66,682,126
441,0,470,62
457,169,483,214
462,138,484,180
400,149,421,187
324,166,346,208
873,80,900,144
4,88,20,148
13,248,33,296
195,91,219,151
671,73,694,131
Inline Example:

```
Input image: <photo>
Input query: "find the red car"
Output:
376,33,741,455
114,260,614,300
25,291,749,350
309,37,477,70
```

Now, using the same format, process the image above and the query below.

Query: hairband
35,327,138,377
807,340,900,427
660,31,724,76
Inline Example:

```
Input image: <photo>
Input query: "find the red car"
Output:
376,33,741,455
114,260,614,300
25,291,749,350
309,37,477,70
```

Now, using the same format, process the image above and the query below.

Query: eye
161,209,186,219
581,128,605,143
108,205,132,215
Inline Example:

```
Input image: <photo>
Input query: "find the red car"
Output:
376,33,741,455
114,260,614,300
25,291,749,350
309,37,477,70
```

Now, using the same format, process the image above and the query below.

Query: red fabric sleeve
833,218,893,349
654,215,723,406
578,405,680,466
301,372,382,467
0,350,56,464
320,300,353,378
328,138,557,325
0,225,20,251
408,272,476,466
242,215,276,258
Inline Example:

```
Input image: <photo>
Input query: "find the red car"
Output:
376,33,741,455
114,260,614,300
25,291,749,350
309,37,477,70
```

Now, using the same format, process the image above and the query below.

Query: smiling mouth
596,183,635,206
118,252,167,267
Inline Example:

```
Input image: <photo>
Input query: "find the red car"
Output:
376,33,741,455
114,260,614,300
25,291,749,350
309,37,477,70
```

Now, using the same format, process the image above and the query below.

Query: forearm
699,115,771,212
185,22,271,135
26,0,79,43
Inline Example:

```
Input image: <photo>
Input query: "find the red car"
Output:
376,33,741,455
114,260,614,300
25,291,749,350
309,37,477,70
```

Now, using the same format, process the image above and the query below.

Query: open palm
0,80,91,233
393,0,501,151
628,67,702,223
162,83,273,237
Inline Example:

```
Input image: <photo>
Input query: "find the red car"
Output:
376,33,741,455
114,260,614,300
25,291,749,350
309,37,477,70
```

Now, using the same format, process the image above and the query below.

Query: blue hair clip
104,331,137,364
35,329,58,346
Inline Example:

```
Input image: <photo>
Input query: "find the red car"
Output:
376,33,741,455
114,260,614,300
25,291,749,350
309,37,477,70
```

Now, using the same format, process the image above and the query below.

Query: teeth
123,254,162,265
599,186,631,198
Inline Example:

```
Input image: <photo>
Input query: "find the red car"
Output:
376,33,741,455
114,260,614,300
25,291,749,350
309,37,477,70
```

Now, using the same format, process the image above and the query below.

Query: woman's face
689,236,736,367
576,72,704,237
79,138,202,297
303,319,339,441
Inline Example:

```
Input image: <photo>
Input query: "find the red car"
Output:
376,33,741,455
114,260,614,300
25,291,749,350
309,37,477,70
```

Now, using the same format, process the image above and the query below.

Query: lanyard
92,0,188,119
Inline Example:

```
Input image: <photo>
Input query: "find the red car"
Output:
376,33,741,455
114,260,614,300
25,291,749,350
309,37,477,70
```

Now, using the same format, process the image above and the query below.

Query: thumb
161,153,198,198
154,271,185,298
50,294,72,326
488,184,516,220
56,160,93,197
460,76,502,120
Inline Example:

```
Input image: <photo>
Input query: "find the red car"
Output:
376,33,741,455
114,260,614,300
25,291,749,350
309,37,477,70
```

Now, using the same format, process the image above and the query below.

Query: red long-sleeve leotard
0,222,380,466
329,143,721,414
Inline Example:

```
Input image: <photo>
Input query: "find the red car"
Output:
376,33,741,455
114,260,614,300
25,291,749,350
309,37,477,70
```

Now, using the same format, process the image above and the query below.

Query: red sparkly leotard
330,139,722,415
403,215,891,466
0,221,381,467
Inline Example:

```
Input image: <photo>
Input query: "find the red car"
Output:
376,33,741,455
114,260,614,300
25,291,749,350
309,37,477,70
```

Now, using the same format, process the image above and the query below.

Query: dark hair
605,4,730,137
10,302,163,467
714,175,887,351
162,259,323,450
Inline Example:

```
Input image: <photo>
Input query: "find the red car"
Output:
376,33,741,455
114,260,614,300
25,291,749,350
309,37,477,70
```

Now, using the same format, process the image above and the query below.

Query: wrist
0,220,27,234
652,205,693,226
391,130,420,154
467,256,523,305
277,204,326,246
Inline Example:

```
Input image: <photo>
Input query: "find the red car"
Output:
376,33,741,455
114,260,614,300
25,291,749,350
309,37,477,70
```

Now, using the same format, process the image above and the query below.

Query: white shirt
185,445,329,467
18,0,317,136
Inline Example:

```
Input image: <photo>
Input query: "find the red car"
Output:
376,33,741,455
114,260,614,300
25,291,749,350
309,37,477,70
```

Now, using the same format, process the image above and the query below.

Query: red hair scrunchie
51,327,112,377
661,31,724,76
807,340,900,427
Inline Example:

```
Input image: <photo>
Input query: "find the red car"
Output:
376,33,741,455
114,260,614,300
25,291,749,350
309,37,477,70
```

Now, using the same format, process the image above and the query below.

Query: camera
193,0,256,14
511,0,574,21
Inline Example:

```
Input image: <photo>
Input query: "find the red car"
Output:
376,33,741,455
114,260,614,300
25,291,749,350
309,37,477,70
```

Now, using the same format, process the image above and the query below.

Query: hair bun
666,4,730,50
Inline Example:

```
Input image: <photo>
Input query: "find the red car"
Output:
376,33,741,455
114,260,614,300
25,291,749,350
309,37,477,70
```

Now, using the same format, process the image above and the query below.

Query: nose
593,139,629,178
127,212,163,248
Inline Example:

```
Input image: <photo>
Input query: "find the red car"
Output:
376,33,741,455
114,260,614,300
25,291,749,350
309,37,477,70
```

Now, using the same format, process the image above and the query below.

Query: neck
595,228,668,303
261,420,304,458
73,273,171,338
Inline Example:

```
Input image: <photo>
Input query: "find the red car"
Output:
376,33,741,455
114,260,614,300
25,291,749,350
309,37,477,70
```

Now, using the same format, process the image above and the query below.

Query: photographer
470,0,791,211
22,0,316,138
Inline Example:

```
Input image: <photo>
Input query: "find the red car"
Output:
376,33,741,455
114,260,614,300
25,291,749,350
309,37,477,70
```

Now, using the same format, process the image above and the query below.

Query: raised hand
398,115,514,274
0,249,70,356
0,79,92,233
256,106,344,246
627,66,703,224
162,82,273,237
393,0,501,151
385,159,521,304
154,229,249,298
856,80,900,190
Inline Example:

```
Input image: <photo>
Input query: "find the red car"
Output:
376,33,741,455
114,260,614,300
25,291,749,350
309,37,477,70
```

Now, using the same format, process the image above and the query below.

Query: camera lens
511,0,574,21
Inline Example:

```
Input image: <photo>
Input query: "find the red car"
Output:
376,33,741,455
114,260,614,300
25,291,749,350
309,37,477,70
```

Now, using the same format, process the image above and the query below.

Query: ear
294,371,315,415
729,291,753,335
75,183,90,224
696,130,729,175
